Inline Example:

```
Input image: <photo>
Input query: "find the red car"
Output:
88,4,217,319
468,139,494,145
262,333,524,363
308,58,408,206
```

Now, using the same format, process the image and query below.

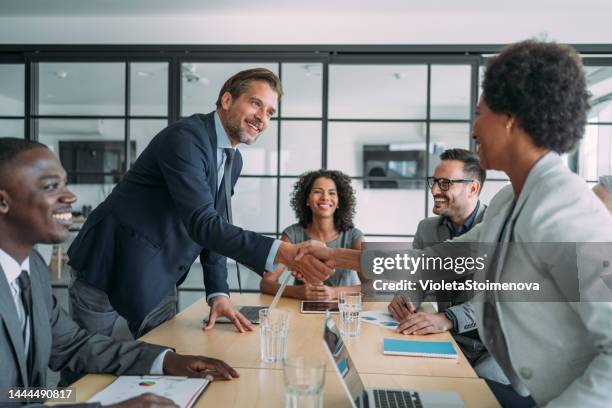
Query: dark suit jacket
68,112,274,321
0,250,166,390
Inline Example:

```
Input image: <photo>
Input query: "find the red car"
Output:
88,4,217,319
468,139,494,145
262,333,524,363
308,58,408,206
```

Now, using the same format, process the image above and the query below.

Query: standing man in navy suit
66,69,332,345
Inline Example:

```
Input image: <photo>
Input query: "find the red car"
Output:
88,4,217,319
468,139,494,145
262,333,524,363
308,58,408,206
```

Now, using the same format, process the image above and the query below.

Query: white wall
1,10,612,45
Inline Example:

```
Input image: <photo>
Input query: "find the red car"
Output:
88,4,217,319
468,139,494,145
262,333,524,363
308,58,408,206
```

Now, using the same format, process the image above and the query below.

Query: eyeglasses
427,177,474,191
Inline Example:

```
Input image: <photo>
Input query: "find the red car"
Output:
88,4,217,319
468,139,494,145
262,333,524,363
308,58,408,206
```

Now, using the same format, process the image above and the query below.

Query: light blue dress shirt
207,112,281,303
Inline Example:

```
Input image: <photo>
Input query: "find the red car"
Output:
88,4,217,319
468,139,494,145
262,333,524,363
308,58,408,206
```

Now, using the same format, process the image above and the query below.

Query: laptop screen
322,316,367,407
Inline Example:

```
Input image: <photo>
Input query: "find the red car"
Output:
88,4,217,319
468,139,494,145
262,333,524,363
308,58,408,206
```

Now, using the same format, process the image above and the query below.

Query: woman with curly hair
260,169,363,300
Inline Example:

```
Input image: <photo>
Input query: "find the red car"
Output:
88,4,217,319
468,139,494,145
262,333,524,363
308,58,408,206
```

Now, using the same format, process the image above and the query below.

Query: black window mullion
276,62,282,237
124,62,131,173
322,60,329,169
169,56,180,124
469,60,480,152
424,64,432,218
26,60,38,140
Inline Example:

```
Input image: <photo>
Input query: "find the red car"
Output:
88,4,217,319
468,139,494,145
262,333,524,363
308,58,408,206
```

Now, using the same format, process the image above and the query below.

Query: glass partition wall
1,49,610,309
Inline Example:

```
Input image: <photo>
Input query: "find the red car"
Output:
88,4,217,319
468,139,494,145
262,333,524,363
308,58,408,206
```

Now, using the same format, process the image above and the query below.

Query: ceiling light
303,64,321,77
181,64,208,85
136,71,154,77
54,71,68,79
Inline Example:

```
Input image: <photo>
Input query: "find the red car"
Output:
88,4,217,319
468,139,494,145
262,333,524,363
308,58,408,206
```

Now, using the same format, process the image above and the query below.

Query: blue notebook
383,338,458,359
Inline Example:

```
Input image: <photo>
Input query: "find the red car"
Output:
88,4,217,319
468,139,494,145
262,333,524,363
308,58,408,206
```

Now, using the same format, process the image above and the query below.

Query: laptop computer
202,305,266,325
322,316,464,408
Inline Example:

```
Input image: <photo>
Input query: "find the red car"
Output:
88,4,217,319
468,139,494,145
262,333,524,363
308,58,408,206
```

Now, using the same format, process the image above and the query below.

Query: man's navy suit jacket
68,112,274,321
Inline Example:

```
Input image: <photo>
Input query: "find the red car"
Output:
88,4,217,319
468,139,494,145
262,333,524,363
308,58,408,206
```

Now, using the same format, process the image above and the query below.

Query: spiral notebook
383,338,458,359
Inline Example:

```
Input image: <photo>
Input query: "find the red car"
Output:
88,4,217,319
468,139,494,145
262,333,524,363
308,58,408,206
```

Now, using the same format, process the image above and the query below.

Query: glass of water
283,357,326,408
338,291,362,337
259,308,290,363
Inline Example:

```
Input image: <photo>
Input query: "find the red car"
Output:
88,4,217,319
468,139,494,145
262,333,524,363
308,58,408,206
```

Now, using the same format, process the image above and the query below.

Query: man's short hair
439,148,486,190
0,137,47,184
599,175,612,193
215,68,283,109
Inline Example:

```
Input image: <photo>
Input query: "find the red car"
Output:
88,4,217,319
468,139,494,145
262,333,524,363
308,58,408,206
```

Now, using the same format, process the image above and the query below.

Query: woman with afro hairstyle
260,169,363,300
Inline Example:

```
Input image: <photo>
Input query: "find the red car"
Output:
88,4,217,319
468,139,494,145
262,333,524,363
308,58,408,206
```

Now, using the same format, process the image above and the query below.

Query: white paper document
360,310,399,330
88,376,210,408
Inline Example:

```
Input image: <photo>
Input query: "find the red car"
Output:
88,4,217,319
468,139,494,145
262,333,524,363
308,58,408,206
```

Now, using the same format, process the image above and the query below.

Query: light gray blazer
0,250,166,389
446,153,612,407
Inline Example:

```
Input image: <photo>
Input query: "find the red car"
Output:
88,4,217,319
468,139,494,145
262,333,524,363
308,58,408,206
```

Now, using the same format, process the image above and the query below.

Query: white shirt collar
0,247,30,285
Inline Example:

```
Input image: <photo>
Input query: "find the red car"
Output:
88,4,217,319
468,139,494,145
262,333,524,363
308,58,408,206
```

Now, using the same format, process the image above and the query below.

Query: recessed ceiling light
54,71,68,79
136,71,154,77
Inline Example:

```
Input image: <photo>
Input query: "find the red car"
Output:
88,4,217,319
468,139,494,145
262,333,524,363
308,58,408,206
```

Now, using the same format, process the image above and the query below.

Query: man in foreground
0,138,238,407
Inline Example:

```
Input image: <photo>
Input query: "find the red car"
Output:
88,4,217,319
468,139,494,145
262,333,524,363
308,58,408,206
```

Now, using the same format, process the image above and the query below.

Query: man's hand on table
388,292,415,321
278,240,336,283
163,351,239,380
204,295,255,333
106,393,179,408
396,312,452,335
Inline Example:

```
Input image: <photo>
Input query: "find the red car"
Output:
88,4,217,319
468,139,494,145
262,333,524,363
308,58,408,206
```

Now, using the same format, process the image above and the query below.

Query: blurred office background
1,0,611,313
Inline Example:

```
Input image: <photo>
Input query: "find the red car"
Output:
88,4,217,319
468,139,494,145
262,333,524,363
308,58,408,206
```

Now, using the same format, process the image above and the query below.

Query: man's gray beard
237,128,262,145
226,122,256,145
225,118,261,145
237,131,255,145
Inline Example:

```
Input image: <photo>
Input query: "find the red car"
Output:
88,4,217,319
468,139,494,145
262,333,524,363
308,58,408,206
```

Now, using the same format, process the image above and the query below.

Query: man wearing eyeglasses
389,148,507,384
422,148,486,243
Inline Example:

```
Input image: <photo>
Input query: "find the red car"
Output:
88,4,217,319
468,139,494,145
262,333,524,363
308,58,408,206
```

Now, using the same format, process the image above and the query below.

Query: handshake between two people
205,240,340,333
286,242,454,338
277,240,337,282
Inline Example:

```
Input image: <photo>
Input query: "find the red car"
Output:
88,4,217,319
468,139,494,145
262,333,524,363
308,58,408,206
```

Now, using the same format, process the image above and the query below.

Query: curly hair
482,40,590,154
290,169,356,232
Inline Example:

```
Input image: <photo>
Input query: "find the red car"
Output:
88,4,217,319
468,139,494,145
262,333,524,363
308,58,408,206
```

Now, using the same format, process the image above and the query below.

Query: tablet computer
202,305,266,325
300,300,339,314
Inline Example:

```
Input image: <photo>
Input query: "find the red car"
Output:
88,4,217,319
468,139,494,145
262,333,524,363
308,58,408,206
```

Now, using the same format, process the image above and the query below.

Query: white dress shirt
0,247,31,357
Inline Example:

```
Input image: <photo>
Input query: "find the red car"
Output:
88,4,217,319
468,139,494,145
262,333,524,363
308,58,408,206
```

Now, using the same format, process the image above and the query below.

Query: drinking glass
259,308,290,363
338,291,362,337
283,357,326,408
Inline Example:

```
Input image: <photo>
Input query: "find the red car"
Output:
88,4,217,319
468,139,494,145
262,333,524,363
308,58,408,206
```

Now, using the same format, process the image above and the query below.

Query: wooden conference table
66,293,500,407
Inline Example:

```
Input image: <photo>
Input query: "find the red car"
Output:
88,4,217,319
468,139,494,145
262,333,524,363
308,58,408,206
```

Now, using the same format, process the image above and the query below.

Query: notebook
88,376,210,408
383,338,458,359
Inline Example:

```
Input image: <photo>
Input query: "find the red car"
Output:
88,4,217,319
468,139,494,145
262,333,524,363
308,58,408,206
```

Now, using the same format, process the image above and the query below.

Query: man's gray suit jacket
412,204,486,336
0,250,167,392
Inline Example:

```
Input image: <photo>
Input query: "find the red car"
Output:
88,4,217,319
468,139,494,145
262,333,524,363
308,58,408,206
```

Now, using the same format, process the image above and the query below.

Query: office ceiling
1,0,611,17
